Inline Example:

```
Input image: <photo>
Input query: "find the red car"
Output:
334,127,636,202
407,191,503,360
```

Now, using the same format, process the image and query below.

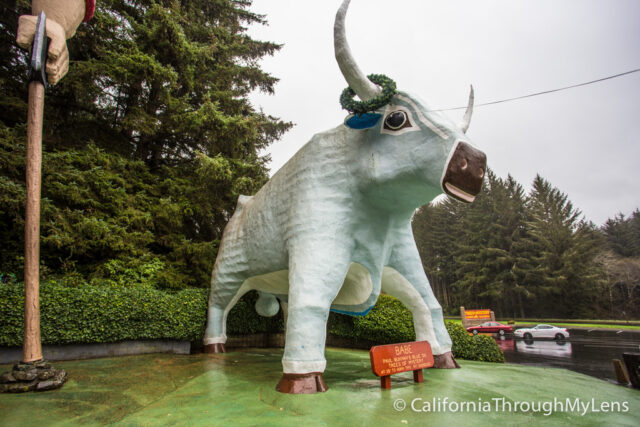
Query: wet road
496,329,640,383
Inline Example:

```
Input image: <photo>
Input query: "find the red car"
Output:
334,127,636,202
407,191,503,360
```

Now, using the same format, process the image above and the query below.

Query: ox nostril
460,159,468,170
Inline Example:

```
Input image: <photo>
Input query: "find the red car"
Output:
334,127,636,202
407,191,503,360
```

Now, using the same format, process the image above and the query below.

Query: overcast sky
247,0,640,226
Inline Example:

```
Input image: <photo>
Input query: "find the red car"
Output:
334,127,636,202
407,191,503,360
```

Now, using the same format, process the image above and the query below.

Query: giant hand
16,0,95,85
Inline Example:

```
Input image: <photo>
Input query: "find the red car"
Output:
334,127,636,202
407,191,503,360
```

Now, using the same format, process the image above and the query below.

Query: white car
514,324,570,340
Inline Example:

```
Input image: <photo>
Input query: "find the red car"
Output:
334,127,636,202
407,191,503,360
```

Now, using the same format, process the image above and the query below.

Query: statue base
0,360,67,393
433,351,461,369
203,343,226,353
276,372,328,394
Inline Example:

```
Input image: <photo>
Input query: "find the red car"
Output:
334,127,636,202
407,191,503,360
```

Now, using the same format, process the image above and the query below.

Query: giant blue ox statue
203,0,487,394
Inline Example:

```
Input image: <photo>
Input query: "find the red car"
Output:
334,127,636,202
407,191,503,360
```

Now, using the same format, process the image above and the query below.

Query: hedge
0,281,209,346
0,283,285,346
1,283,503,363
226,291,284,335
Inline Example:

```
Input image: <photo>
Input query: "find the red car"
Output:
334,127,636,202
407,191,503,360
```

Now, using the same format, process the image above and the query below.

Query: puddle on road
496,329,640,383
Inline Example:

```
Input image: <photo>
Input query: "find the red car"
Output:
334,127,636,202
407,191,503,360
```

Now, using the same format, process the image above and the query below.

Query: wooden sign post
623,352,640,389
369,341,434,390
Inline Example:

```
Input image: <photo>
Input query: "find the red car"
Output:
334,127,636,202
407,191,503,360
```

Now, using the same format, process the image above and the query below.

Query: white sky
247,0,640,226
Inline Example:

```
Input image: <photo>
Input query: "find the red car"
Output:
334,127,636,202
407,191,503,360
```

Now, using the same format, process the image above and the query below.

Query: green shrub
328,294,415,344
0,281,208,346
88,256,167,288
447,321,505,362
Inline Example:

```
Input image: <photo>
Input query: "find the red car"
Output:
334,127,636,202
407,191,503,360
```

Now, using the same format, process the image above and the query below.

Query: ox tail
235,194,252,212
255,291,280,317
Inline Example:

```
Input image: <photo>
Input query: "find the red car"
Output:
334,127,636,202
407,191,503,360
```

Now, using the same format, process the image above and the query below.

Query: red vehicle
467,321,513,336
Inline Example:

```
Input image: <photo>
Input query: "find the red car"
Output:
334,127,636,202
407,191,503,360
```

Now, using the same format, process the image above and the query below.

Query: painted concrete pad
0,348,638,426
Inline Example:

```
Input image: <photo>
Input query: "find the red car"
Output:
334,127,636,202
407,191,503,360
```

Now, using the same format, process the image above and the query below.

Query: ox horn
334,0,381,101
460,85,474,133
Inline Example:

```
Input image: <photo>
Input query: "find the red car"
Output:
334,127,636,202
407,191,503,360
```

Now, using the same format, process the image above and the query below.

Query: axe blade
28,11,48,88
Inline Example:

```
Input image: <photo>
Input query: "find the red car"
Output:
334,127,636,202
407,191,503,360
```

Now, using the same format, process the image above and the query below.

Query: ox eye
384,111,408,130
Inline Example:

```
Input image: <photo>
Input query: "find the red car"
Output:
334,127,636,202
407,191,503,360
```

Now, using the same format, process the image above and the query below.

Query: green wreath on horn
339,74,397,114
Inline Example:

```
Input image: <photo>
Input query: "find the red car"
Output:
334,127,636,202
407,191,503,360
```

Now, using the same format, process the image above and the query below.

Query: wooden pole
22,81,45,363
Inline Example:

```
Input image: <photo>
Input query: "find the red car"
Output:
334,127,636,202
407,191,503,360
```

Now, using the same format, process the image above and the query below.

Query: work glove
16,0,94,85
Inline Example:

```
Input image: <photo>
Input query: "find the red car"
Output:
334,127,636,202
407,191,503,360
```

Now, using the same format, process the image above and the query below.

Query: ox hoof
203,343,226,354
276,372,328,394
433,352,461,369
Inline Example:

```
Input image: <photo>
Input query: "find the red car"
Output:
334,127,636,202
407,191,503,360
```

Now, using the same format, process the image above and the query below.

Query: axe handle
22,81,45,363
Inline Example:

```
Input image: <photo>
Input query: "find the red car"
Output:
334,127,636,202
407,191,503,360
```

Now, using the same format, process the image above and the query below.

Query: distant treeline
412,171,640,320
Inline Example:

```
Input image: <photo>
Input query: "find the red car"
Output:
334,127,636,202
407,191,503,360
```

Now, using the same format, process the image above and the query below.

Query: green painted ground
1,348,638,426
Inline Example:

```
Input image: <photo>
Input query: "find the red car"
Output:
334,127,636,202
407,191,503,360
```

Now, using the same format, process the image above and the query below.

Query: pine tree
632,210,640,254
523,175,602,317
603,210,640,257
413,196,464,309
0,1,30,127
450,175,494,309
598,209,640,318
487,175,529,319
450,172,530,318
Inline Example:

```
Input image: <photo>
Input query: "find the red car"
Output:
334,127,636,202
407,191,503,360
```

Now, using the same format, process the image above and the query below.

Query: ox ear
344,113,381,130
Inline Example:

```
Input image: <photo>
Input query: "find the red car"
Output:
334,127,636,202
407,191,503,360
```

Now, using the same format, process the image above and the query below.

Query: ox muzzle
442,141,487,203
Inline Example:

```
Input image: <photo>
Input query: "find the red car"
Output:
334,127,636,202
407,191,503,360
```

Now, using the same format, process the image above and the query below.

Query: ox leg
386,237,459,369
204,273,250,354
276,241,351,394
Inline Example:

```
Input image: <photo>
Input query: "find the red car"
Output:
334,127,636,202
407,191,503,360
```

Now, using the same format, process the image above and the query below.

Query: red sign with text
369,341,434,377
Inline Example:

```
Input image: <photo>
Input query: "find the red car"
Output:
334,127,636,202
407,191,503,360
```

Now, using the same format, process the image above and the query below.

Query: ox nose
442,141,487,203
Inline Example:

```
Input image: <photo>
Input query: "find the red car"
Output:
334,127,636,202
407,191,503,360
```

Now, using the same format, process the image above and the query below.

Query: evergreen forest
1,0,290,289
412,172,640,319
1,1,638,320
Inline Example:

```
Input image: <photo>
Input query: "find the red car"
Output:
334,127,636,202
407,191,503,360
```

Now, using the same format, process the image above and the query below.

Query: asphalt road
497,328,640,384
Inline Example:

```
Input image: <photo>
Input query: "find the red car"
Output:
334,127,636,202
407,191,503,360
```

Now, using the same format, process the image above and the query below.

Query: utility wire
433,67,640,111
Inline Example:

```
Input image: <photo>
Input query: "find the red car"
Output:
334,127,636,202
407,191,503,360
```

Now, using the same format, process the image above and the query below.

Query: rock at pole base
0,360,67,393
